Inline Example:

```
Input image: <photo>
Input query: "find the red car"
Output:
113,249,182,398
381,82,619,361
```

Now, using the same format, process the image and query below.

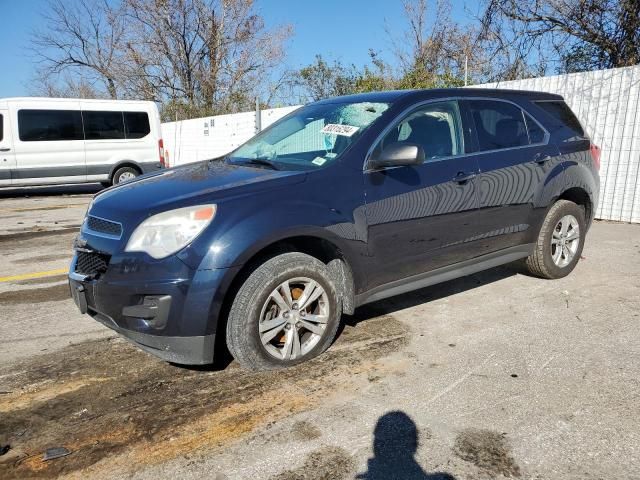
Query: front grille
75,251,110,276
86,216,122,238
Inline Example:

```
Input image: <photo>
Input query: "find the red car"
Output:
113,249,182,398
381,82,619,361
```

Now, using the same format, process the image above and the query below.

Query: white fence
162,65,640,223
162,106,300,167
478,65,640,223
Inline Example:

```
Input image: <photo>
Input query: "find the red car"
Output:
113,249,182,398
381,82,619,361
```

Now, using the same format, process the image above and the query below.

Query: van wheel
113,166,140,185
525,200,586,279
226,252,342,371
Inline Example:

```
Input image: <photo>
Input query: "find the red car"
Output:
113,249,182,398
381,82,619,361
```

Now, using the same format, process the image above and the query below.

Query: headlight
125,205,216,259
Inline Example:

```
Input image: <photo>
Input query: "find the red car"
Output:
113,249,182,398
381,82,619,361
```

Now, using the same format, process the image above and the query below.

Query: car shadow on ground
356,410,456,480
0,183,103,198
195,262,523,372
342,262,523,331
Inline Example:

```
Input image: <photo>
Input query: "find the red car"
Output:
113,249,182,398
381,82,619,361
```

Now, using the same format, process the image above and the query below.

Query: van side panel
0,107,16,185
0,98,163,187
82,101,162,183
11,99,87,185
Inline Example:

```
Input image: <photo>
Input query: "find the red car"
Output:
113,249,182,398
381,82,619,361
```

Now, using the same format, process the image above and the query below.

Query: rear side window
124,112,151,139
0,114,3,141
18,110,83,142
469,100,529,151
83,111,125,140
535,101,584,136
524,113,546,143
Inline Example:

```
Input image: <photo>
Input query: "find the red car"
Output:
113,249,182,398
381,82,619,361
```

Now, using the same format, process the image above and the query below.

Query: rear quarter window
83,111,125,140
535,101,584,137
124,112,151,139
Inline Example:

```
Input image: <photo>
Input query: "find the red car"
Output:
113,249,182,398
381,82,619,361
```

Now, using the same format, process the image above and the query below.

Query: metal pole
255,98,262,133
464,55,468,86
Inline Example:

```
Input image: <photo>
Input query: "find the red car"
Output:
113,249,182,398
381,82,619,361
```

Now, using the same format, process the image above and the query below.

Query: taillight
159,139,166,168
590,143,601,170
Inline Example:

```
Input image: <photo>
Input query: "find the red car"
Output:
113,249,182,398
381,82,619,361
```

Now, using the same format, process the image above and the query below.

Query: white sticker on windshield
321,124,359,137
312,157,327,166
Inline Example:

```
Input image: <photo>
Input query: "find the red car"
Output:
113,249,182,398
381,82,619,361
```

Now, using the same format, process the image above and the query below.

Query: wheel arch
109,160,143,180
557,186,593,225
220,235,356,318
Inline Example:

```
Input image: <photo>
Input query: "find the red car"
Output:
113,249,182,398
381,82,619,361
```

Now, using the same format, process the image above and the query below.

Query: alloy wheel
551,214,580,268
258,277,330,361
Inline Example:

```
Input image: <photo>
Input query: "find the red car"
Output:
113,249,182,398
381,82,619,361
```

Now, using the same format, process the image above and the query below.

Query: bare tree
482,0,640,74
121,0,292,117
387,0,489,88
31,0,292,118
31,0,126,99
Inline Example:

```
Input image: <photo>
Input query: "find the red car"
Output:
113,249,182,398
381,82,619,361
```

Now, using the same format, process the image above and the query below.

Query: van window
469,100,529,151
18,110,83,142
124,112,151,139
0,114,3,142
374,100,464,161
524,113,546,144
83,111,125,140
535,100,584,136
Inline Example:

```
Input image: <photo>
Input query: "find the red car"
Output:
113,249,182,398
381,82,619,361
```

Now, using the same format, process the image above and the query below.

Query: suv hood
89,160,306,220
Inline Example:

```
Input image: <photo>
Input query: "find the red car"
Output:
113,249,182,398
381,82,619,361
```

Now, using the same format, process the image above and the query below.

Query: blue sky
0,0,472,97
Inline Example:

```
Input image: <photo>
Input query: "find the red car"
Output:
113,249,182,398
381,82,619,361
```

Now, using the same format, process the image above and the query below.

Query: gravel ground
0,186,639,480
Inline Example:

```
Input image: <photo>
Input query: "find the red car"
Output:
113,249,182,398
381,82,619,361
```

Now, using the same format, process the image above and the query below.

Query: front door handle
0,148,10,152
452,171,477,184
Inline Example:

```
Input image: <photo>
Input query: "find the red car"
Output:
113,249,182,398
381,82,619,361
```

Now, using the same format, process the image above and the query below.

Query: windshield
227,101,390,170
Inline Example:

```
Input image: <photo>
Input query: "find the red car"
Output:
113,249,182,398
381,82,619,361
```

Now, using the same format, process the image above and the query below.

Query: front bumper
68,250,235,365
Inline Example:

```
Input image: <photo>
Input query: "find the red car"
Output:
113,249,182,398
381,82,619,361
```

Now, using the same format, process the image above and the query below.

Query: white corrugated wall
161,105,300,167
476,65,640,223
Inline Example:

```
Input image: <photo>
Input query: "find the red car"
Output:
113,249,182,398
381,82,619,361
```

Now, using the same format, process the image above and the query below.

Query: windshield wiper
240,158,280,170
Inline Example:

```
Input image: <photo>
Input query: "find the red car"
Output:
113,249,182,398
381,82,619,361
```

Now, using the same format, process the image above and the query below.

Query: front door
363,100,482,290
0,109,16,186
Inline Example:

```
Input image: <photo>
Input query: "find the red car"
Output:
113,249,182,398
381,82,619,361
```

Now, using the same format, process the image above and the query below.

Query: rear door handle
452,171,477,184
0,148,10,152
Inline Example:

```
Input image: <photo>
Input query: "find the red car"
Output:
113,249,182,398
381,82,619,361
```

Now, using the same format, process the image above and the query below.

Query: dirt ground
0,185,639,480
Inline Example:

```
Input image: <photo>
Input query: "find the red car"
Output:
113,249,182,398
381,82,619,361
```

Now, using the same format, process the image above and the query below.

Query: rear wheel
525,200,586,279
112,166,140,185
226,252,341,371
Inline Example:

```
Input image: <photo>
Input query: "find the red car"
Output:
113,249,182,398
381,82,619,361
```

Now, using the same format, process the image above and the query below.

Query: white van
0,97,165,187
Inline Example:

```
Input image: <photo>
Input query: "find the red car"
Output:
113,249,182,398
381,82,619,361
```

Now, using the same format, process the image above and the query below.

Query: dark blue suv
69,89,600,370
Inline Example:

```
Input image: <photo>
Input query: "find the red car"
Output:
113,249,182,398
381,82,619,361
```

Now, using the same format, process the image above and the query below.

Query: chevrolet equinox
69,89,600,370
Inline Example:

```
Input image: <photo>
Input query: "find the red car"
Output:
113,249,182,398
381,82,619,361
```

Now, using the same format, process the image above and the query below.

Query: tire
226,252,342,371
112,166,140,185
525,200,586,279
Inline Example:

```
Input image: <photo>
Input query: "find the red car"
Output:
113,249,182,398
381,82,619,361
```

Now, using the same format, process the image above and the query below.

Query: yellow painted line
0,268,68,283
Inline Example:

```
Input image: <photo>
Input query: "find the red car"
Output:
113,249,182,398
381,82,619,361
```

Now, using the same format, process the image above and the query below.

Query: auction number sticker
321,124,359,137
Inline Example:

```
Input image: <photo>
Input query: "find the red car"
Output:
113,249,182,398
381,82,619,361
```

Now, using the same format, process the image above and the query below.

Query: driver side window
374,101,464,162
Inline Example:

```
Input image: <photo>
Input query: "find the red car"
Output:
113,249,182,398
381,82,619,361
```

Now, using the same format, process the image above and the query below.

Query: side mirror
368,142,425,170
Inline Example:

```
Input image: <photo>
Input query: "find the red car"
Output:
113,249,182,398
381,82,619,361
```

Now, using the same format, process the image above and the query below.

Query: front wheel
226,252,342,371
525,199,586,279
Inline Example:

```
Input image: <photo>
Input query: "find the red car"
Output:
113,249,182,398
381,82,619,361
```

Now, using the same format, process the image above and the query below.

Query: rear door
363,100,482,290
12,101,86,185
464,99,560,253
0,109,16,185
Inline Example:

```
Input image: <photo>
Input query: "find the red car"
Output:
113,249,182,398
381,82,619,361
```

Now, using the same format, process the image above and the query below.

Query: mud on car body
69,88,600,370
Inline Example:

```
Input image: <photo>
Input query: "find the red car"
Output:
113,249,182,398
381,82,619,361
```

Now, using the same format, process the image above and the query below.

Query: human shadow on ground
356,411,456,480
